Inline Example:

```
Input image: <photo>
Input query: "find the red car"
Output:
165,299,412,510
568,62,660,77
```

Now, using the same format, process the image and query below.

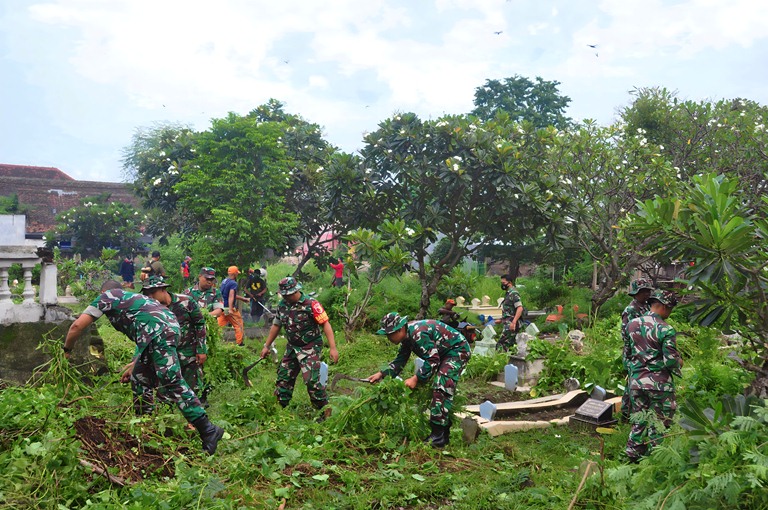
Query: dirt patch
499,403,581,422
74,416,177,484
461,385,529,405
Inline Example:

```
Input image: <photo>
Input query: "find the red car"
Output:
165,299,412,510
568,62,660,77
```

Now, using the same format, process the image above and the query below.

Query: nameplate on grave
569,398,616,430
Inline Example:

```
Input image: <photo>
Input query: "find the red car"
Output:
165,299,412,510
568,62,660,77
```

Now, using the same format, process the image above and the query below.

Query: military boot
192,415,225,455
424,422,445,446
431,423,451,448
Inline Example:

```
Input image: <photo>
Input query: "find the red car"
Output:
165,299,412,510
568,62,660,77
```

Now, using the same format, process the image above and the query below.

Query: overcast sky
2,0,767,183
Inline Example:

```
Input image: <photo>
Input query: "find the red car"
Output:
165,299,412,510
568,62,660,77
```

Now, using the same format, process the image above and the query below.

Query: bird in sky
494,30,503,35
587,44,597,48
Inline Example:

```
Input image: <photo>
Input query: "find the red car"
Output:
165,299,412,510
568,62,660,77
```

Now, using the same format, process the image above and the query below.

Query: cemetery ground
2,302,763,510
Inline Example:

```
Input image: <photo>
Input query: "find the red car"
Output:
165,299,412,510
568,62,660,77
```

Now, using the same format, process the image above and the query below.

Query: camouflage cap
199,267,216,279
628,278,654,296
648,289,678,308
278,276,302,296
376,312,408,335
141,275,171,293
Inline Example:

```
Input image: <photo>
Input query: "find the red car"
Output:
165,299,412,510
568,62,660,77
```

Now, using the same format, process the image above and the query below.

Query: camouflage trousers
275,341,327,409
428,349,471,427
619,376,631,422
130,331,206,423
177,346,205,402
495,324,519,352
625,389,676,460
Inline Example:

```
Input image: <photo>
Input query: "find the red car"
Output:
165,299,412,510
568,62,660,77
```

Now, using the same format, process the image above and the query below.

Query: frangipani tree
354,112,554,318
541,121,680,311
626,173,768,396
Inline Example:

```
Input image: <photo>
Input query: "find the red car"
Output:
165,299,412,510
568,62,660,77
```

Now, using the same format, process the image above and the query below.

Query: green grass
1,272,763,509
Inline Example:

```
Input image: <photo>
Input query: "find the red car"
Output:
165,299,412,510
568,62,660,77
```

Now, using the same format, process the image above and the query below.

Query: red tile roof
0,164,74,181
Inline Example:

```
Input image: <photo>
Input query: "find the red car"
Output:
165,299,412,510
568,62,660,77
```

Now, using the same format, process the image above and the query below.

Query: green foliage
627,172,768,389
436,265,480,303
463,352,509,381
53,194,143,258
0,192,28,214
326,378,430,445
471,75,572,129
602,397,768,508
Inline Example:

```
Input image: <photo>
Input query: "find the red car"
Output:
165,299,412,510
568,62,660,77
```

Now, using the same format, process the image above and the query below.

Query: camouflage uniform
382,319,471,427
273,292,331,409
167,293,207,398
83,289,205,422
184,283,224,313
625,311,682,460
620,299,651,417
620,278,654,420
496,286,524,352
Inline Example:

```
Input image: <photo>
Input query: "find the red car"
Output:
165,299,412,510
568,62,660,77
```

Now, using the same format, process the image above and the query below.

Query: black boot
425,422,445,446
431,423,450,448
192,415,225,455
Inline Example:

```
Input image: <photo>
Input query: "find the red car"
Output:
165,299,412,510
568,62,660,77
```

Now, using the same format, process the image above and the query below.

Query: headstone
504,364,518,391
414,357,424,374
525,322,540,337
590,385,607,401
481,295,491,306
455,296,466,307
319,362,328,387
568,330,586,353
516,332,534,358
461,416,480,444
470,298,481,308
479,400,497,421
564,377,581,392
569,398,616,430
473,325,497,357
497,297,504,307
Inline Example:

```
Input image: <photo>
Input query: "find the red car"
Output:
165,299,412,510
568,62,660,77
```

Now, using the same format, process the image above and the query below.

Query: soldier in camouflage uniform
625,289,682,462
63,279,224,455
619,278,655,421
142,276,208,404
496,274,525,352
368,313,471,448
260,277,339,411
184,267,224,317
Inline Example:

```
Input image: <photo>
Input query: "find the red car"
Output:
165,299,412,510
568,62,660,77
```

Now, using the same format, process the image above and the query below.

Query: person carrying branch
62,279,224,455
367,313,471,448
260,277,339,414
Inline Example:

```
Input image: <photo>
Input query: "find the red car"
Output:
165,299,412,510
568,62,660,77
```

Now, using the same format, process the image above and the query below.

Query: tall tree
542,121,679,311
173,112,296,269
471,75,572,129
348,112,553,318
251,99,340,276
122,123,198,243
622,88,768,210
